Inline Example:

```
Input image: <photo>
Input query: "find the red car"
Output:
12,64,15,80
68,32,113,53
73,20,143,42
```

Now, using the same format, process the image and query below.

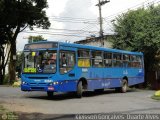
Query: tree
112,5,160,85
16,51,23,79
0,0,50,84
28,35,46,43
0,31,10,84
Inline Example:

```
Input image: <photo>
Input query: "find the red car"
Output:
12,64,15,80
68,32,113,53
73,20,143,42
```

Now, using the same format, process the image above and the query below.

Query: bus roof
59,42,143,56
24,41,143,56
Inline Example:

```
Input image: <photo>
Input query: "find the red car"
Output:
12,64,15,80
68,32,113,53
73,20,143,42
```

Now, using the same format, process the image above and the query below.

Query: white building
74,35,114,48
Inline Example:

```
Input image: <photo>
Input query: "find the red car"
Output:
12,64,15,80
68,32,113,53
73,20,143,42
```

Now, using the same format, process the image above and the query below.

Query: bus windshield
23,51,57,74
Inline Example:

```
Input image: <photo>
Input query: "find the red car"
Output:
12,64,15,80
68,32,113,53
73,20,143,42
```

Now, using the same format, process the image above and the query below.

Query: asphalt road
0,86,159,119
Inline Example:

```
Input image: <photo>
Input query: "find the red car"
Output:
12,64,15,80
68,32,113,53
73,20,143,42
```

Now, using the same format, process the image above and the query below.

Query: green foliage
28,35,47,43
0,105,7,113
151,95,160,101
16,52,23,78
0,0,50,40
0,0,50,83
112,5,160,71
0,105,18,119
0,0,50,30
4,74,9,85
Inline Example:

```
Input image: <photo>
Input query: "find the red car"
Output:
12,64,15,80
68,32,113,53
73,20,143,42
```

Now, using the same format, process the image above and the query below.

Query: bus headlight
53,82,59,85
22,81,28,85
48,82,59,86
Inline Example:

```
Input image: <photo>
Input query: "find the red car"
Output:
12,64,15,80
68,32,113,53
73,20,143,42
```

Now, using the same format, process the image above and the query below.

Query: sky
17,0,158,51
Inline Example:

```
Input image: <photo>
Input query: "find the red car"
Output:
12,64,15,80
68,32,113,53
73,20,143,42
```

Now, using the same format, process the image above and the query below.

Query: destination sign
24,43,58,50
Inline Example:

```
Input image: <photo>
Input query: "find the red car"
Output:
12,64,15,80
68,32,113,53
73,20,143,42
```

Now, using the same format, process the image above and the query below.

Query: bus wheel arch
76,78,88,98
123,76,128,82
115,76,128,93
78,77,88,90
121,76,128,93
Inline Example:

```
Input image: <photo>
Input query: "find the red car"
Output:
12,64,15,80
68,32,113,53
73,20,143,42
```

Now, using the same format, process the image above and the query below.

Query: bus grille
30,83,47,86
28,77,48,79
31,87,44,90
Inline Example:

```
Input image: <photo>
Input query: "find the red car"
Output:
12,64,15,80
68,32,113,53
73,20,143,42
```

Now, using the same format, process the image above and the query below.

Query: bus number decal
23,68,36,73
82,68,88,72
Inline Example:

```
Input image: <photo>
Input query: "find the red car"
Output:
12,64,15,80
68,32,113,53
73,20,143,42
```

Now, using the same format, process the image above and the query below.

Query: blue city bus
21,41,144,98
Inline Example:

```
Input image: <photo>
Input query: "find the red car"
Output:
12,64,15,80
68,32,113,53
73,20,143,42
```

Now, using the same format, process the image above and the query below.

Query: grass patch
151,95,160,101
0,105,19,119
0,105,7,113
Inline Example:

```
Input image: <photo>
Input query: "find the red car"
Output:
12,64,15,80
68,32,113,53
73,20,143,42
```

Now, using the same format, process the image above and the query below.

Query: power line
48,0,160,40
22,31,89,37
49,18,98,24
1,0,159,26
32,27,99,33
49,16,98,22
24,30,98,36
2,0,160,42
103,0,160,21
57,24,100,41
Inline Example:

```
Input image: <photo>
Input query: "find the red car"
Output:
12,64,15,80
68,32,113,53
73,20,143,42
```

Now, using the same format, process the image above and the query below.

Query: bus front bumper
21,80,77,92
21,84,55,92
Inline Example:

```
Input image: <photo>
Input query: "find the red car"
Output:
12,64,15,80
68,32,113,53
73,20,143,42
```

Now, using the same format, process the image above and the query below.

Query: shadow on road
18,113,75,120
17,106,160,120
25,88,137,101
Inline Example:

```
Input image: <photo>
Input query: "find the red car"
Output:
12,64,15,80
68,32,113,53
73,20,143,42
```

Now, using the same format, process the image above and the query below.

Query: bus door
58,47,77,91
123,54,129,76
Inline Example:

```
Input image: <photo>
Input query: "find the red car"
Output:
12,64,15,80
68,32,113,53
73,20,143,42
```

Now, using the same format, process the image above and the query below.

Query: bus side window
92,51,103,67
123,54,129,68
104,52,112,67
129,55,133,67
136,56,142,68
129,55,142,68
78,49,90,67
113,53,122,67
60,51,75,74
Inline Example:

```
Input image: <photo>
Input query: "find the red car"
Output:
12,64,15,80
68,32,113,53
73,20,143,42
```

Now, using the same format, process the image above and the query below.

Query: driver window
60,51,75,74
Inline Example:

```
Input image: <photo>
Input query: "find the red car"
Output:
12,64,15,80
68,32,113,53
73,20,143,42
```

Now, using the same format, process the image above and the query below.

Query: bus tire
47,91,54,98
95,89,104,93
121,79,128,93
115,87,121,92
77,81,83,98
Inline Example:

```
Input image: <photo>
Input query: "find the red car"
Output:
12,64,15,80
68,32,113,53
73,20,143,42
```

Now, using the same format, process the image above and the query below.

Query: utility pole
96,0,110,47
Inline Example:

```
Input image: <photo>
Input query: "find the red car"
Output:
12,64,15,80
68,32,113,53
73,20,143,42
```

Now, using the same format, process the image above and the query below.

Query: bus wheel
121,79,128,93
47,91,54,98
95,89,104,93
77,81,83,98
115,87,120,92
